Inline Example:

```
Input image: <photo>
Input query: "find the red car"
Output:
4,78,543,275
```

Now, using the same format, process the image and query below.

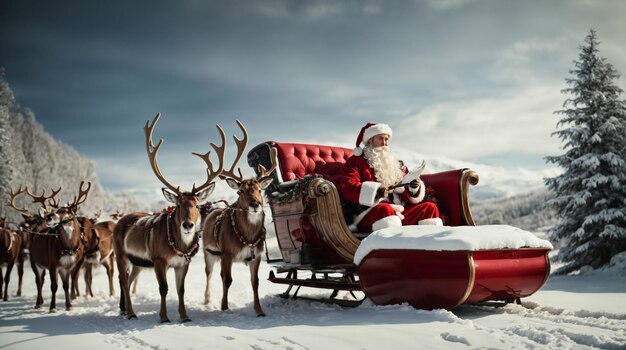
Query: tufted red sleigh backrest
248,141,353,190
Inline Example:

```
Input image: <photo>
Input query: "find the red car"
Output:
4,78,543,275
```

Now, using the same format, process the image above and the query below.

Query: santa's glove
408,179,422,197
375,187,388,200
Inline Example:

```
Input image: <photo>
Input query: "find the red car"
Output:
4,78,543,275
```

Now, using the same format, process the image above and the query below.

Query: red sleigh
247,141,551,309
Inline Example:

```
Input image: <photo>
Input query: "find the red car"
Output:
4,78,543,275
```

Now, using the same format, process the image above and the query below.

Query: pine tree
545,29,626,274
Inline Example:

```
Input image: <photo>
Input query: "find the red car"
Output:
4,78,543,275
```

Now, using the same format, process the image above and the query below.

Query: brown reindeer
70,213,114,298
5,186,60,301
202,121,276,317
112,113,226,323
0,226,25,301
12,183,91,311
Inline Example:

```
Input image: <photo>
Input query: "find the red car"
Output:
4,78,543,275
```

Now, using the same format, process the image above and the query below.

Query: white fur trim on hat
362,123,392,146
353,147,363,156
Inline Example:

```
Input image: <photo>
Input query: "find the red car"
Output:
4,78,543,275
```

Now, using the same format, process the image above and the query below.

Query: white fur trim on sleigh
359,181,381,207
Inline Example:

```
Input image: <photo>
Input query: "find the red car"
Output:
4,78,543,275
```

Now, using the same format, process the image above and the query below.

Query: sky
1,0,626,198
1,234,625,349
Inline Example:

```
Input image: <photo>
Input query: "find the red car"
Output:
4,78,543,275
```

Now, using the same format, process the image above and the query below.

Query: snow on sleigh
247,141,553,309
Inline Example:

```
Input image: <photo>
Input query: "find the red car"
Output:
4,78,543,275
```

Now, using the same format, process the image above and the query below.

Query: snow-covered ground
1,242,625,350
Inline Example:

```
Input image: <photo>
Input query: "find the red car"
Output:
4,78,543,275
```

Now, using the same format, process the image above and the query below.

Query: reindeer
0,226,24,301
202,120,275,317
70,212,115,298
112,113,226,323
4,186,61,301
12,183,91,311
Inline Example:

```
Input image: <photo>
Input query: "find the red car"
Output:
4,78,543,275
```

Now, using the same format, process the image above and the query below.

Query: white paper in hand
401,160,426,184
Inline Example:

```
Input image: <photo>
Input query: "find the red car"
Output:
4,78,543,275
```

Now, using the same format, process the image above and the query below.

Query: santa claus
340,122,443,232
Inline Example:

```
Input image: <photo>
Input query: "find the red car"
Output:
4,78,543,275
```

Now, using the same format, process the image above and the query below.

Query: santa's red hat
353,122,393,156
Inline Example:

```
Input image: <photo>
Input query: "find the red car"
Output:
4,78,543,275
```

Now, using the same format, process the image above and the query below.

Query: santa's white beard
364,146,404,188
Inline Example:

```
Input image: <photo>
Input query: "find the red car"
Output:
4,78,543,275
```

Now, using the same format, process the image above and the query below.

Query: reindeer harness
166,210,200,262
208,205,266,261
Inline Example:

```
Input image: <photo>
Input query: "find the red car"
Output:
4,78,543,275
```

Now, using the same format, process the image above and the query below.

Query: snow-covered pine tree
545,29,626,274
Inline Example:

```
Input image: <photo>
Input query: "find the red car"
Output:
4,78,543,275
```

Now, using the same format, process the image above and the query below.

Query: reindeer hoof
49,308,57,313
160,319,171,324
127,314,137,320
257,312,266,317
181,318,192,323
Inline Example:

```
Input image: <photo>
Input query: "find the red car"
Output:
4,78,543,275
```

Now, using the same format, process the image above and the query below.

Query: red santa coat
340,155,440,233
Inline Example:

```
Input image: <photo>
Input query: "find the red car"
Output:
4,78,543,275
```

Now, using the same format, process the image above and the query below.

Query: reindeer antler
8,185,61,215
145,113,182,195
219,119,249,183
8,186,31,215
27,187,61,210
191,124,227,194
67,181,92,212
257,147,278,179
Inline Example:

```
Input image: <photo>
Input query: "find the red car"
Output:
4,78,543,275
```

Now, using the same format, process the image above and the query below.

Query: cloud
393,84,564,161
426,0,478,11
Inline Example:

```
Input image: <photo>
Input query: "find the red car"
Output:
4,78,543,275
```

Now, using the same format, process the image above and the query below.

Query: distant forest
472,189,558,233
0,72,147,226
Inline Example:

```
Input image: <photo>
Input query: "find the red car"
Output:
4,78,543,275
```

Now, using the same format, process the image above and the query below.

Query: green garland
267,175,322,204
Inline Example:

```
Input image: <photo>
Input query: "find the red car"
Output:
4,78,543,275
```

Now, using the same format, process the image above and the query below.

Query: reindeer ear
258,176,274,190
196,183,215,202
161,188,178,204
37,207,47,218
225,178,240,191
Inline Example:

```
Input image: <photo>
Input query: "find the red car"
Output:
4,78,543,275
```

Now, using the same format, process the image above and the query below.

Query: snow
1,243,625,349
354,225,553,264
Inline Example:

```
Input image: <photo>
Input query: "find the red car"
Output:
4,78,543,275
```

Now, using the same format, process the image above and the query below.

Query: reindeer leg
220,257,233,311
105,257,115,297
70,260,84,300
84,263,94,298
32,263,44,309
3,262,14,301
60,268,72,311
175,265,191,322
203,251,217,305
129,265,141,295
0,267,5,301
49,267,58,313
17,259,24,297
249,256,265,317
116,255,136,319
154,259,170,323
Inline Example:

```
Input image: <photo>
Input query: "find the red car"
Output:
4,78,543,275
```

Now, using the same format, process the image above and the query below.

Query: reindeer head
44,181,91,233
110,209,124,221
8,185,60,232
219,120,277,224
145,113,227,238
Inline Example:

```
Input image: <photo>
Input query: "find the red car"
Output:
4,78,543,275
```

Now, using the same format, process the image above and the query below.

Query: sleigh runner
247,141,552,309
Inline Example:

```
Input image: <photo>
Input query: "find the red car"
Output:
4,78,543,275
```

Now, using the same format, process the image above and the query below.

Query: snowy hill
393,146,561,202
